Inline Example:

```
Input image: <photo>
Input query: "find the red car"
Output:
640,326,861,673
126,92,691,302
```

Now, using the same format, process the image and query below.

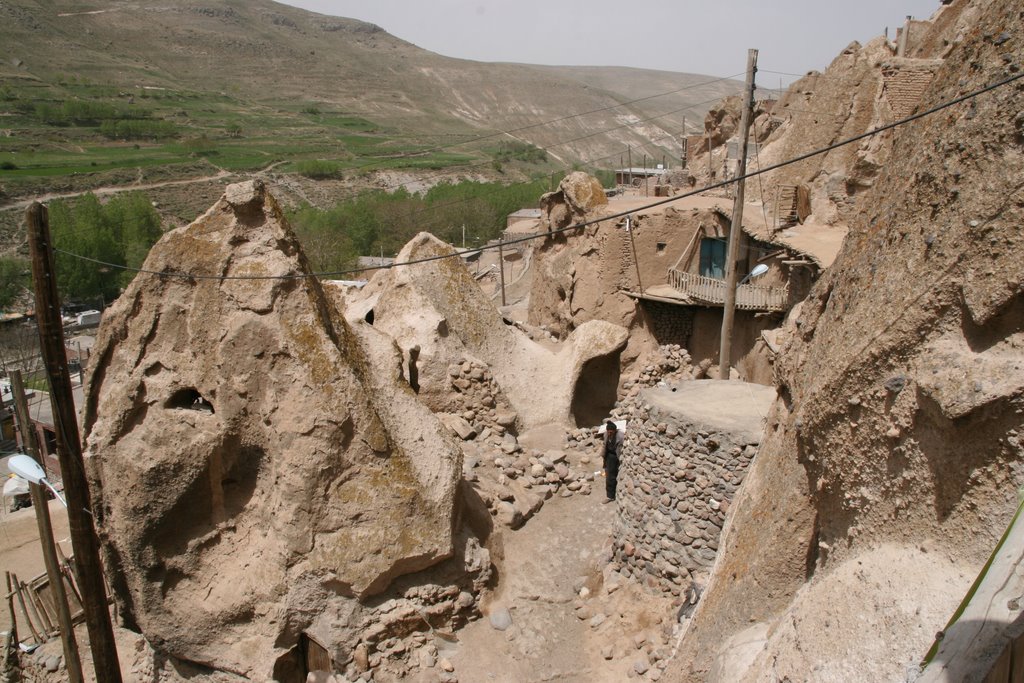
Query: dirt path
440,425,676,683
450,492,617,683
0,169,235,212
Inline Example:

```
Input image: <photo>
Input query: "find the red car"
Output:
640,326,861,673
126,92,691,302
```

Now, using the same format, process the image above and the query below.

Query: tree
49,192,162,302
0,256,29,311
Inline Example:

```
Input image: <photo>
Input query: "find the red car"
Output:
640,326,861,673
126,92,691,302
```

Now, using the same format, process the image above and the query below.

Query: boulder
83,181,462,679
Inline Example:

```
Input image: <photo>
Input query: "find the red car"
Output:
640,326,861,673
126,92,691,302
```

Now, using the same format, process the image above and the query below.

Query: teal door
699,239,726,279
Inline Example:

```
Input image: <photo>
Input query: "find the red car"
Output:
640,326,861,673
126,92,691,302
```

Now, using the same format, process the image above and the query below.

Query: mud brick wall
611,392,760,595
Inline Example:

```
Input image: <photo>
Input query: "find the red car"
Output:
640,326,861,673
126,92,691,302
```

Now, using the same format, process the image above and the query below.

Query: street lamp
6,453,82,683
8,454,66,507
739,263,768,285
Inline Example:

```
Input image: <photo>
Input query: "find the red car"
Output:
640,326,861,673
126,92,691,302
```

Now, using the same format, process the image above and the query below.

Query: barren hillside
0,0,738,161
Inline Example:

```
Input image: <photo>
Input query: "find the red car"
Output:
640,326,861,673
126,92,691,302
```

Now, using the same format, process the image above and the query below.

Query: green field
0,75,553,199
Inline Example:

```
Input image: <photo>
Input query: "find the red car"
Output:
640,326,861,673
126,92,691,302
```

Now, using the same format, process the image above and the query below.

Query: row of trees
288,177,556,274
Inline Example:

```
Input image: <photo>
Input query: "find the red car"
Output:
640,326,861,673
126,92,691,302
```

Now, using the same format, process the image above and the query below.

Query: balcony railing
668,268,789,312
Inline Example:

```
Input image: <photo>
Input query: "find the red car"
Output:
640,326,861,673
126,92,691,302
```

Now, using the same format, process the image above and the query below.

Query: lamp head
749,264,769,278
7,454,45,485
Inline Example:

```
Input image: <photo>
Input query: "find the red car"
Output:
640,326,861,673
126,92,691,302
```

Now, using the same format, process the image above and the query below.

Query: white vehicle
75,310,101,327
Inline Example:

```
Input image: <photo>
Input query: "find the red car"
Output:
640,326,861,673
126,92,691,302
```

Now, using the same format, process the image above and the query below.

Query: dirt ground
0,500,71,634
432,425,677,683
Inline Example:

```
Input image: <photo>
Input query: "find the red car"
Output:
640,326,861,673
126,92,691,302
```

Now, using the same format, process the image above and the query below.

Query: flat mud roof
641,380,776,444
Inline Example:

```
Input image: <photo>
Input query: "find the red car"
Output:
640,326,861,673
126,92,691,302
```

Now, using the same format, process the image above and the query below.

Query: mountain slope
0,0,738,162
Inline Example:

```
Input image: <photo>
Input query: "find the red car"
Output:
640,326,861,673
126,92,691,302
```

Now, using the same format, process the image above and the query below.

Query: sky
277,0,941,83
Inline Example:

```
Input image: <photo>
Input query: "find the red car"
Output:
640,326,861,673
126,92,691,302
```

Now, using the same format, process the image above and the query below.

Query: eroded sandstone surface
83,181,467,678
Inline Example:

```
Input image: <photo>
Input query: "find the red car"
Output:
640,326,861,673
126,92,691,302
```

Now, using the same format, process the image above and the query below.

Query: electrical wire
49,70,1024,281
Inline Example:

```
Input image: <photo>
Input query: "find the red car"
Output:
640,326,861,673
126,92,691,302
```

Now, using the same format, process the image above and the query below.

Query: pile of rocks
621,345,693,399
331,537,490,682
609,391,759,596
464,445,597,530
438,358,520,439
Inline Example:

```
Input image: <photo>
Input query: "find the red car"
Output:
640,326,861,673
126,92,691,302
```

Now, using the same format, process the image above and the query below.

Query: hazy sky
277,0,941,82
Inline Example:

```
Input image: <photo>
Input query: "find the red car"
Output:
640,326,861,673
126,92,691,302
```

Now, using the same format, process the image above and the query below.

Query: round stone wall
611,382,773,595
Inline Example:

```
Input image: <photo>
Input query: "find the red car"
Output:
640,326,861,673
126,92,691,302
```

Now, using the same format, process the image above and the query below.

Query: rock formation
538,170,608,232
348,232,628,429
83,181,471,679
669,0,1024,679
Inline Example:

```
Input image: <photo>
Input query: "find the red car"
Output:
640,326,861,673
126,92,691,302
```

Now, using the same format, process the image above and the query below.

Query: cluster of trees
0,257,29,311
31,99,177,140
288,177,556,274
33,100,151,125
490,141,548,164
49,192,163,303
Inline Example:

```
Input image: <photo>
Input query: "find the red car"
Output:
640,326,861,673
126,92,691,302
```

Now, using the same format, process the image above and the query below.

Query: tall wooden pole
706,130,713,181
9,371,84,683
497,239,507,307
627,215,643,293
25,203,123,682
718,48,758,381
627,146,632,188
682,116,687,168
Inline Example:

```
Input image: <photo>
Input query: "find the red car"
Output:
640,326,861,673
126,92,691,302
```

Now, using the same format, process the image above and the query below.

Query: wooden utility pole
682,116,687,168
642,154,648,196
627,215,643,293
706,130,713,180
25,203,123,682
497,239,507,307
627,146,633,188
10,371,83,683
718,49,758,381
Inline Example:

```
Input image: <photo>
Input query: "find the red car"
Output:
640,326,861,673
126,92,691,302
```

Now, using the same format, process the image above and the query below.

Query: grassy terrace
0,75,495,202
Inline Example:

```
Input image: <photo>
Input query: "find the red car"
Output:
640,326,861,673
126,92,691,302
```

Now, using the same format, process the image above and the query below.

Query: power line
51,69,1024,281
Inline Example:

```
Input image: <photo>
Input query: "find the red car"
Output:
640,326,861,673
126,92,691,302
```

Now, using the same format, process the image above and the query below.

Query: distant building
614,168,665,186
506,208,542,229
356,255,395,278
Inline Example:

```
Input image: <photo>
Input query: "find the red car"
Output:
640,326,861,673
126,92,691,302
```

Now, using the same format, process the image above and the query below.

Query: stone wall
881,61,940,119
640,300,693,347
610,383,771,595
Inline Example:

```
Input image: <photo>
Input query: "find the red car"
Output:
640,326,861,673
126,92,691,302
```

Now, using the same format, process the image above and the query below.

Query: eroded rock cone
84,180,462,678
349,231,629,429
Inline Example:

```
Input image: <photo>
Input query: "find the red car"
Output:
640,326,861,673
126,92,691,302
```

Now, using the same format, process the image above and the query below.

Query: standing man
602,421,624,503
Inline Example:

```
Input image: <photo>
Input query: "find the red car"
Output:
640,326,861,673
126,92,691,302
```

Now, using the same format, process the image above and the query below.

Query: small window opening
166,388,215,413
656,242,667,254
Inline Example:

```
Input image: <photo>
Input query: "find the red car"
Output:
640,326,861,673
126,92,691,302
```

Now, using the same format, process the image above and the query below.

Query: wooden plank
11,573,43,644
919,502,1024,682
1009,634,1024,683
985,643,1012,683
26,580,55,635
5,572,19,652
303,633,332,674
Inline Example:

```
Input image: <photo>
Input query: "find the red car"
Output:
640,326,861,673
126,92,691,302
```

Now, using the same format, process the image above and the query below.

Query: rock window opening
656,242,667,254
166,388,214,413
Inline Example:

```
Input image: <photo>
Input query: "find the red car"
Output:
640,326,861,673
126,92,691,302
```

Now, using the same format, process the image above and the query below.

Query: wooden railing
668,269,789,312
